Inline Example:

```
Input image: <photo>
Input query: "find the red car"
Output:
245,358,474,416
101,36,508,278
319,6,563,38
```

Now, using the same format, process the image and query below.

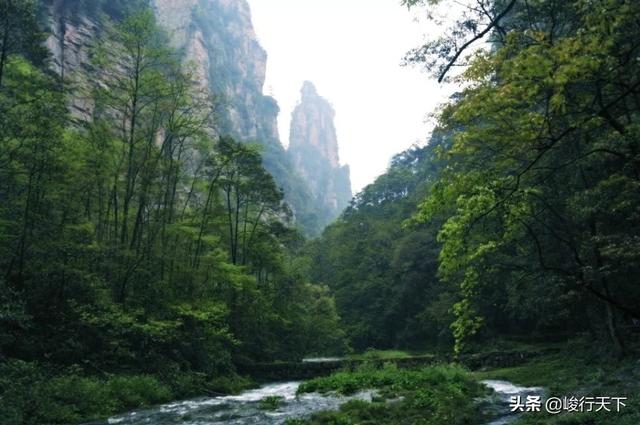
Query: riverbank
0,360,252,425
474,341,640,424
285,340,640,425
6,341,637,424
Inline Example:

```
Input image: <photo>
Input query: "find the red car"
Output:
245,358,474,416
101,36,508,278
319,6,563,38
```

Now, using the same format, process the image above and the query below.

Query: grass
295,338,639,425
295,362,487,425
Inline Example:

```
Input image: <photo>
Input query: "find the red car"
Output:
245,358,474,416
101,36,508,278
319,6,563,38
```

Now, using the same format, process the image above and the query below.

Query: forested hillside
306,0,640,356
307,0,640,355
304,132,450,350
42,0,335,236
294,1,640,422
0,3,344,423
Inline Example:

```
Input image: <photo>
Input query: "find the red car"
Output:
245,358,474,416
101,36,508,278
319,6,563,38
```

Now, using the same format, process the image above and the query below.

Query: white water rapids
85,378,542,424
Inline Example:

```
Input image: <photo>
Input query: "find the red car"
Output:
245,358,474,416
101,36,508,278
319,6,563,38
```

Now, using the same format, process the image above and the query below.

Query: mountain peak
288,82,352,227
301,80,318,98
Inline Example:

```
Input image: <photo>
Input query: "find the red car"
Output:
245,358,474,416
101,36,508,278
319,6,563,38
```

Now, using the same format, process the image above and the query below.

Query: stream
480,380,545,425
97,382,373,425
91,379,543,425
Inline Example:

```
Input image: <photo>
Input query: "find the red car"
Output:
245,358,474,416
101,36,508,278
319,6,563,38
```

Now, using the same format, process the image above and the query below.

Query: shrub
259,395,284,411
296,363,485,425
0,361,172,425
106,375,172,410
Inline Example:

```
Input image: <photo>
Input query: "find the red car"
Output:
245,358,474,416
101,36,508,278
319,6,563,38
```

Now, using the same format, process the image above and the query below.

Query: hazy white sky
247,0,457,192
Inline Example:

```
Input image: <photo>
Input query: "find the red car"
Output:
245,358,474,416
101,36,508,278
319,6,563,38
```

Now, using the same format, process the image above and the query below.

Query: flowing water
89,377,542,424
301,357,344,363
480,380,546,425
95,381,373,425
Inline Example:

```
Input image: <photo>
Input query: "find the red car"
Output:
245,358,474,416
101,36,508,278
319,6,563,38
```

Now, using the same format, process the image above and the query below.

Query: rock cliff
288,82,352,226
153,0,278,145
39,0,327,234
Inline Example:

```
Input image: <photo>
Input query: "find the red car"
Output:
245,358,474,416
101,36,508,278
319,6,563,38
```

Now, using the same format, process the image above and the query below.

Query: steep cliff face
288,82,352,226
39,0,324,235
153,0,279,145
41,0,102,119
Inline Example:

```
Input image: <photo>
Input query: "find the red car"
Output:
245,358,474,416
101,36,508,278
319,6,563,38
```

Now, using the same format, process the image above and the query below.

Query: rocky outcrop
153,0,279,145
42,0,103,120
42,0,279,145
153,0,322,233
288,82,352,226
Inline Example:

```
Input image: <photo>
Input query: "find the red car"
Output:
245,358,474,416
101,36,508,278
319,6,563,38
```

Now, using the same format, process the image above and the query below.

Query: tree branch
437,0,518,82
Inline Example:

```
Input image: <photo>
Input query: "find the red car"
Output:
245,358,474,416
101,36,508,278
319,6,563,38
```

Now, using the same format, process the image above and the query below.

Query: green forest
1,0,640,424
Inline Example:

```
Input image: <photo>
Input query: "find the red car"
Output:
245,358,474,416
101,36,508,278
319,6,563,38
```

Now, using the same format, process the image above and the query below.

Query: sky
247,0,458,192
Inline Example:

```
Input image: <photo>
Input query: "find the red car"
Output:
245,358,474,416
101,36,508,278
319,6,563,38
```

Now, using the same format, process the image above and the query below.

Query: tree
0,0,45,88
216,137,289,268
304,137,451,350
0,56,66,291
410,0,640,353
